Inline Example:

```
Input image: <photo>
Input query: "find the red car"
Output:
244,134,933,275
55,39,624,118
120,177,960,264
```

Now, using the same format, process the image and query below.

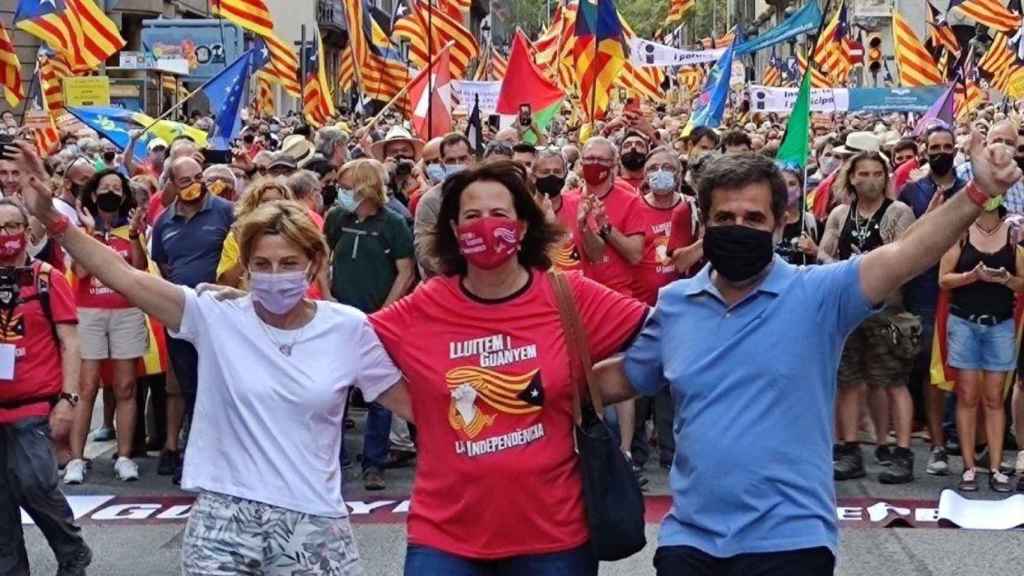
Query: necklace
254,305,310,356
974,221,1001,236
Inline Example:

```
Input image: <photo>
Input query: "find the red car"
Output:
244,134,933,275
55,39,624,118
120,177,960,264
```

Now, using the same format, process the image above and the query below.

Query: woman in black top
938,197,1024,493
775,168,819,265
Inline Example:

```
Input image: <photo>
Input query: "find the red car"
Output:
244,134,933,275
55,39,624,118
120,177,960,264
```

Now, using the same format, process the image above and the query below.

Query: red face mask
0,232,26,258
581,162,612,186
457,216,523,270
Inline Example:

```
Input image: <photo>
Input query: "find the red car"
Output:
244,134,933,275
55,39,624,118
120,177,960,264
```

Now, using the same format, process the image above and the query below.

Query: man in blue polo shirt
151,156,233,482
897,124,965,477
593,138,1018,575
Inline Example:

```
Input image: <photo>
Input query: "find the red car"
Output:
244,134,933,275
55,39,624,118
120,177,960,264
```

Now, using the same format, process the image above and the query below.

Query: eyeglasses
174,174,203,188
0,222,26,234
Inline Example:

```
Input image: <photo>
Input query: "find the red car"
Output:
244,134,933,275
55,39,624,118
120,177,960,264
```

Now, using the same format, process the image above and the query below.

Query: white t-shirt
170,288,401,517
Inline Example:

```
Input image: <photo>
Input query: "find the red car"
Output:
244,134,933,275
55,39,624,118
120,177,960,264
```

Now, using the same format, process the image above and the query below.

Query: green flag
775,70,812,171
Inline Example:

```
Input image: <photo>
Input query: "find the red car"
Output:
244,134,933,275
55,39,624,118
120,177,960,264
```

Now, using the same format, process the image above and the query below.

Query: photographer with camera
0,199,92,575
370,126,421,222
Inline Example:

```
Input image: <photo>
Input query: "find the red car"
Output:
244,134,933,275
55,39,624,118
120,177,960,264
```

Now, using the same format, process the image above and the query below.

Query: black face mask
103,152,116,164
621,150,646,171
322,184,339,207
69,182,83,198
703,225,775,283
927,152,955,177
535,175,565,197
96,192,122,213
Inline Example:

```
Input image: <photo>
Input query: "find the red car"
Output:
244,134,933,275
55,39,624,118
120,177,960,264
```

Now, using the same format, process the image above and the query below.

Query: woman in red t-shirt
64,169,150,484
370,160,648,574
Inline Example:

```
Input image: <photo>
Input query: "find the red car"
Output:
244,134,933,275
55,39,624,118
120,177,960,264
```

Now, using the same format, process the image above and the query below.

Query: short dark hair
924,125,955,146
433,159,562,276
721,130,752,150
892,138,919,156
511,142,537,155
688,126,720,148
81,168,136,221
484,141,514,158
440,133,473,159
696,153,787,225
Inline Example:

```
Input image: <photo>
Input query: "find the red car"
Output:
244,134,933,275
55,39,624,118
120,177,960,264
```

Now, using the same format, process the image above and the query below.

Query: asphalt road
20,411,1024,576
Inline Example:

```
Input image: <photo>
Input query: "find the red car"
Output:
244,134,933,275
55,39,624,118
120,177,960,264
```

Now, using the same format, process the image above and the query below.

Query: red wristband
45,214,70,238
965,181,989,208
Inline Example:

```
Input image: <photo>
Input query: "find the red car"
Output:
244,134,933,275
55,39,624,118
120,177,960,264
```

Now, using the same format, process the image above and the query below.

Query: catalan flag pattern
31,67,60,157
339,47,354,92
978,32,1021,92
254,72,274,116
15,0,125,73
796,51,832,88
949,0,1022,33
763,57,783,87
573,0,628,121
38,53,67,115
666,0,695,24
210,0,301,97
394,0,479,79
615,12,665,102
678,66,704,94
302,29,335,128
927,2,960,56
446,367,543,417
439,0,470,16
892,11,943,87
0,21,24,108
344,0,410,102
815,3,861,86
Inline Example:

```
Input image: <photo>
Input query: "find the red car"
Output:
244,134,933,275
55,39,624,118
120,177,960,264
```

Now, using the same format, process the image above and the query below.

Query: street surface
21,407,1024,576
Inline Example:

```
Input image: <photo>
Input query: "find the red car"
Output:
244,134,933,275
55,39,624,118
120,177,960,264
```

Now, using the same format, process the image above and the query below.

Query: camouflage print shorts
838,312,914,389
181,491,364,576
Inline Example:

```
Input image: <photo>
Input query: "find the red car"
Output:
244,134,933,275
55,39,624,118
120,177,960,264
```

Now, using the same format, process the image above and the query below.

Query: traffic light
866,33,883,75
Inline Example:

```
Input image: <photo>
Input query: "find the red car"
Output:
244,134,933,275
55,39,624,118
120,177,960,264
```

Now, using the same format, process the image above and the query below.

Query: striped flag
15,0,125,73
253,71,274,116
210,0,300,97
666,0,695,24
763,56,783,87
616,12,665,102
978,32,1020,91
796,51,832,88
438,0,470,16
343,0,411,103
678,66,704,94
573,0,627,121
301,29,335,128
892,11,943,87
0,21,24,108
815,3,860,85
38,53,67,115
927,2,960,56
339,48,355,92
949,0,1021,33
394,0,480,79
29,64,60,156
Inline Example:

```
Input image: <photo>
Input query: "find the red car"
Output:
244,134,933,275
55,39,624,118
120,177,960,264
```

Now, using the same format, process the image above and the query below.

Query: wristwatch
598,223,612,241
58,392,80,407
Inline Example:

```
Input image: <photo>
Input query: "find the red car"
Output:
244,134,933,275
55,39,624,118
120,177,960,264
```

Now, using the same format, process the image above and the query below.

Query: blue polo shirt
624,255,875,558
151,194,234,288
898,175,965,311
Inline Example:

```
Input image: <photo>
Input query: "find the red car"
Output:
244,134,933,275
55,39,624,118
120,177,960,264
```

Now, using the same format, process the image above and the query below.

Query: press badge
0,343,16,380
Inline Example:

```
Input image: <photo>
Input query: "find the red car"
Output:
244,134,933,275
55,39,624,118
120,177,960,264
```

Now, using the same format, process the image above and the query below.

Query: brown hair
235,200,328,277
433,159,562,276
337,159,388,208
235,177,294,219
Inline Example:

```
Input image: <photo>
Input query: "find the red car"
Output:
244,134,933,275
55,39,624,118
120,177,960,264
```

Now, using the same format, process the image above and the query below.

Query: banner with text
748,85,849,112
747,85,949,113
453,81,502,115
628,39,726,68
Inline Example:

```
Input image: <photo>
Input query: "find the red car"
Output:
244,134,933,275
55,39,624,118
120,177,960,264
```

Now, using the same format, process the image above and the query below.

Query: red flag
407,45,452,140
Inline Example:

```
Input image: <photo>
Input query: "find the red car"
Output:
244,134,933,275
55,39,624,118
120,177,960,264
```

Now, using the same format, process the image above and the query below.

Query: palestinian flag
495,30,564,144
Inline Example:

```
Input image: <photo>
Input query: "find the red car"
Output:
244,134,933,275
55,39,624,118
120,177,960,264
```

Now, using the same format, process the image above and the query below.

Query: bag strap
547,270,604,425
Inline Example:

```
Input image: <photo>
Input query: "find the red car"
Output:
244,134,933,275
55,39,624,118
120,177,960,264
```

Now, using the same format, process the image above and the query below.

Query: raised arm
860,132,1021,306
15,143,186,332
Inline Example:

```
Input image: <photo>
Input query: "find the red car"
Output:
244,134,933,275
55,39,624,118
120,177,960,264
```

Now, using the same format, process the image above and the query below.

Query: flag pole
797,0,836,237
365,40,456,133
20,60,41,126
427,0,434,139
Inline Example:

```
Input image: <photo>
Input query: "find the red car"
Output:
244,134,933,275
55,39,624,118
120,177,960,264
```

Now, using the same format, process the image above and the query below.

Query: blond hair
235,177,294,219
236,200,328,276
338,159,388,208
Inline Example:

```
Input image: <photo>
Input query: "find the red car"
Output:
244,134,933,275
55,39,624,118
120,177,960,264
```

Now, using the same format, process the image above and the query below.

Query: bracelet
965,181,989,208
45,214,70,238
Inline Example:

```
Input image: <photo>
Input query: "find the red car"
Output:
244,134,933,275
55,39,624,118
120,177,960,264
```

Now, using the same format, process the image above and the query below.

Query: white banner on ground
453,81,502,115
746,85,850,113
628,38,726,68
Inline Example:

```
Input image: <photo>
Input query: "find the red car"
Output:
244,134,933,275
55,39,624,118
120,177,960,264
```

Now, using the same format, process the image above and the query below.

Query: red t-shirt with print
551,192,582,272
76,228,134,309
0,263,78,424
574,182,645,296
369,269,647,559
633,197,695,306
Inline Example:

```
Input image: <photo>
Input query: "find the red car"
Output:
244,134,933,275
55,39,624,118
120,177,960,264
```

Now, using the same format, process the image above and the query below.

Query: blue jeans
403,544,597,576
361,403,392,471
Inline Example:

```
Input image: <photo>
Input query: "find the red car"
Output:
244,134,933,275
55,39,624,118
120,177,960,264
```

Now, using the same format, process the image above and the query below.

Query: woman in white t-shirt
15,146,411,576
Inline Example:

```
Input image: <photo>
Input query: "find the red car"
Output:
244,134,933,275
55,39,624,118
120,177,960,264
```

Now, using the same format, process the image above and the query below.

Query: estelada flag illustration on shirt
446,366,545,439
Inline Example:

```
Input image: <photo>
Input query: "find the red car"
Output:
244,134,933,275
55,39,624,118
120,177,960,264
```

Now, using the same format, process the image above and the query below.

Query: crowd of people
1,98,1023,575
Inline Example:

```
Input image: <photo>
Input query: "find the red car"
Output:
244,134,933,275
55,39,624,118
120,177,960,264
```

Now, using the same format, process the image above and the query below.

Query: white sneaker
63,459,86,485
114,457,139,482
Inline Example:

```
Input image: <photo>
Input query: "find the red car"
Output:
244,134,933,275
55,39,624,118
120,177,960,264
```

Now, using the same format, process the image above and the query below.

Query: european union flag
202,49,257,150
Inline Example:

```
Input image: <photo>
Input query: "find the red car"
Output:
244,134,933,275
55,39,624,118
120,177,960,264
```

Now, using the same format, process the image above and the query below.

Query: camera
395,159,415,178
0,266,32,309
